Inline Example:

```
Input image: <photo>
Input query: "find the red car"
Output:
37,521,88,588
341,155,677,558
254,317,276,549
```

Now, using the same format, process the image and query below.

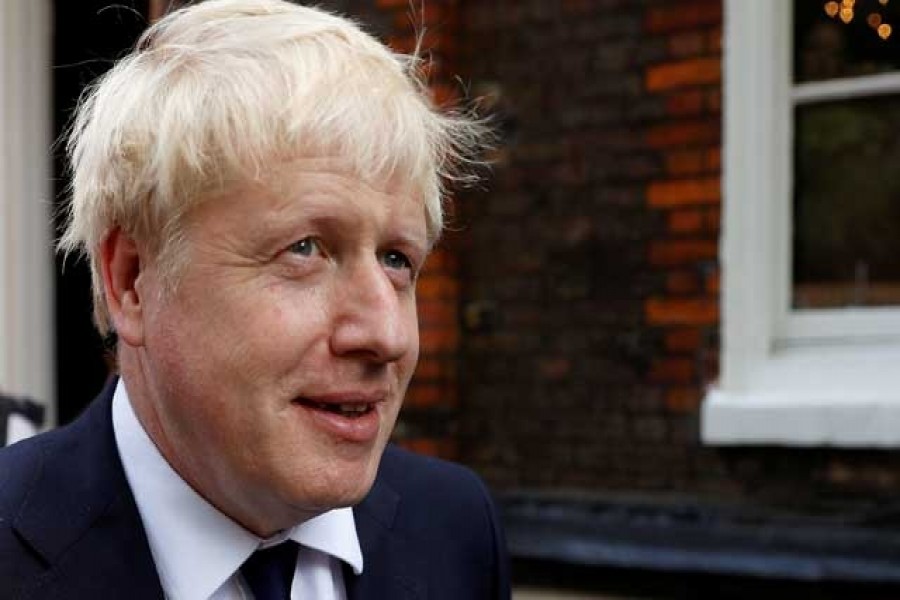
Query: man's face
129,158,425,535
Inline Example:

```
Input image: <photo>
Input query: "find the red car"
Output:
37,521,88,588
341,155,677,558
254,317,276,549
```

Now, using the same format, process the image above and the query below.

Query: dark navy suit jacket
0,382,511,599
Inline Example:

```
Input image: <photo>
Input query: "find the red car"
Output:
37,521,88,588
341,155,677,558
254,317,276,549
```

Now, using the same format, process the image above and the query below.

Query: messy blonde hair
59,0,487,334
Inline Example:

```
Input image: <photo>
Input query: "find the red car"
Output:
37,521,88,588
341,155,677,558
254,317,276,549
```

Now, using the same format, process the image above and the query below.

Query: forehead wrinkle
263,162,426,241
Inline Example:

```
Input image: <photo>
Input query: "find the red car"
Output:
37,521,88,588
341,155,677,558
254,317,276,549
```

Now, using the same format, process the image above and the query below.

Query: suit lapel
13,381,164,600
346,475,428,600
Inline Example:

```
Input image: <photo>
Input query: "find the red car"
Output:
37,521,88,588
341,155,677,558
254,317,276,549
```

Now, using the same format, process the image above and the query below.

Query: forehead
268,157,416,206
189,157,428,242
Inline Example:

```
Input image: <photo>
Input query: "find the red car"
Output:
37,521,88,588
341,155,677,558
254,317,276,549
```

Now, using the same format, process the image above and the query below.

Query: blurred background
2,0,900,597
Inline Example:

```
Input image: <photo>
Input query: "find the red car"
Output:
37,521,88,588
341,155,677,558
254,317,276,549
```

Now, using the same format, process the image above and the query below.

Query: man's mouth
291,393,385,442
294,398,376,418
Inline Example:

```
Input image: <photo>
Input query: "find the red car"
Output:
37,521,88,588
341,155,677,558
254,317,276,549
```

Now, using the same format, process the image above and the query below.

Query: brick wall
456,0,681,489
643,1,721,420
316,0,900,512
638,0,725,493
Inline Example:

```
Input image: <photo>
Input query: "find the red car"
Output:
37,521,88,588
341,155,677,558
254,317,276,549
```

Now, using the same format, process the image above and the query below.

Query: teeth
302,399,373,416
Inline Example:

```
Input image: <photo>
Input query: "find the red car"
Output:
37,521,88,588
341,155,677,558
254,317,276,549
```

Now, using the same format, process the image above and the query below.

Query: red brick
646,120,719,148
377,0,412,9
705,268,720,294
665,150,706,175
398,437,458,460
645,2,723,34
392,4,455,29
665,327,702,352
708,26,723,53
397,438,436,456
705,206,721,230
646,57,721,92
430,82,460,107
664,387,702,413
538,357,571,380
386,33,414,54
665,90,705,117
648,178,720,207
386,30,444,54
703,352,720,383
668,210,704,234
646,297,719,325
405,383,443,407
649,358,694,384
417,274,459,300
707,89,721,113
706,147,721,171
666,271,701,294
418,299,457,326
405,383,449,408
668,31,706,58
423,248,459,273
414,357,444,380
648,240,718,266
419,327,459,352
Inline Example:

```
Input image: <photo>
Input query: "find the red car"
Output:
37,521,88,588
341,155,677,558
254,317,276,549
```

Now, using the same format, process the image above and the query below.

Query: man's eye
288,237,320,257
382,250,412,271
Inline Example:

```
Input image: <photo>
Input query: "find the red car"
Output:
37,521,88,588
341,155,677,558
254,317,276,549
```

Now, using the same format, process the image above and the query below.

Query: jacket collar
347,448,427,600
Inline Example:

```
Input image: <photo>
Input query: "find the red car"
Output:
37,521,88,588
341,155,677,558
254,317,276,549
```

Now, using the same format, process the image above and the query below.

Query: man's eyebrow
391,231,430,255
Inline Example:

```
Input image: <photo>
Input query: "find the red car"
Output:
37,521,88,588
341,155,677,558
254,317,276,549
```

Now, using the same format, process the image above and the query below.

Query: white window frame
702,0,900,447
0,0,54,427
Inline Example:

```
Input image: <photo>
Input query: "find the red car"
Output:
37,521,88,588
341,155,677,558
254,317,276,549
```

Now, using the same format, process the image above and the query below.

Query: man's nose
329,258,414,363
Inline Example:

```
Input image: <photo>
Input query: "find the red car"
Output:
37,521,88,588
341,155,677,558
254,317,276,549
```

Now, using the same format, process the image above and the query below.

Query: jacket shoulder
379,444,488,494
0,431,52,517
374,444,511,598
0,430,62,595
380,446,509,584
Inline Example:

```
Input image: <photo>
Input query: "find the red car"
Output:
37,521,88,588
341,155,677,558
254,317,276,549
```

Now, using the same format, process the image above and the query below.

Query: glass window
793,96,900,308
792,0,900,309
795,0,900,82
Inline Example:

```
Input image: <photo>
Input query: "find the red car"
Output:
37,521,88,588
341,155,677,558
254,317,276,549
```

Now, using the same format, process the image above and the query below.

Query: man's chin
325,473,378,508
281,490,370,526
283,466,379,514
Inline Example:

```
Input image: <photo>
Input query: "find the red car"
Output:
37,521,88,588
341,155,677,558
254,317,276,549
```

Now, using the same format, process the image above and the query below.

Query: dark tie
240,540,299,600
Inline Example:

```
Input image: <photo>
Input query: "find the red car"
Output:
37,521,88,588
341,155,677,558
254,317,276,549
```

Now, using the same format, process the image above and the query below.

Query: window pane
794,0,900,83
793,95,900,308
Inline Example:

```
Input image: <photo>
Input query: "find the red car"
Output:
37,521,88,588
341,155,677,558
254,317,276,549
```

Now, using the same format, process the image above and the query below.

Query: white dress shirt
112,380,364,600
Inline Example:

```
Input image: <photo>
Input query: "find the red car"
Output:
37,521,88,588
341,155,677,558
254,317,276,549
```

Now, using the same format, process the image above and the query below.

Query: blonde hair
59,0,487,334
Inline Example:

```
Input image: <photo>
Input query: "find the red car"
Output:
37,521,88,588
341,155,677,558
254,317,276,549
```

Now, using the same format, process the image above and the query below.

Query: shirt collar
112,380,363,600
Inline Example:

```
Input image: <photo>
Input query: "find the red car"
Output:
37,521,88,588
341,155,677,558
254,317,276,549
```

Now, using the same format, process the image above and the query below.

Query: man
0,1,509,598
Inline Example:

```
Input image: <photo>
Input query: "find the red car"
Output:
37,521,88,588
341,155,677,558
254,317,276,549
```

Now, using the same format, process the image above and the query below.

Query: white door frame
0,0,55,426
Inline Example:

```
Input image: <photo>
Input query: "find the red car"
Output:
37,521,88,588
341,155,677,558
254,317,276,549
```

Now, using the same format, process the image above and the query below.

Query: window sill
702,344,900,447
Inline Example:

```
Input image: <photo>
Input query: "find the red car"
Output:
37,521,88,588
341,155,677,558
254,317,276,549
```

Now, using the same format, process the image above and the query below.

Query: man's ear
99,228,145,347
